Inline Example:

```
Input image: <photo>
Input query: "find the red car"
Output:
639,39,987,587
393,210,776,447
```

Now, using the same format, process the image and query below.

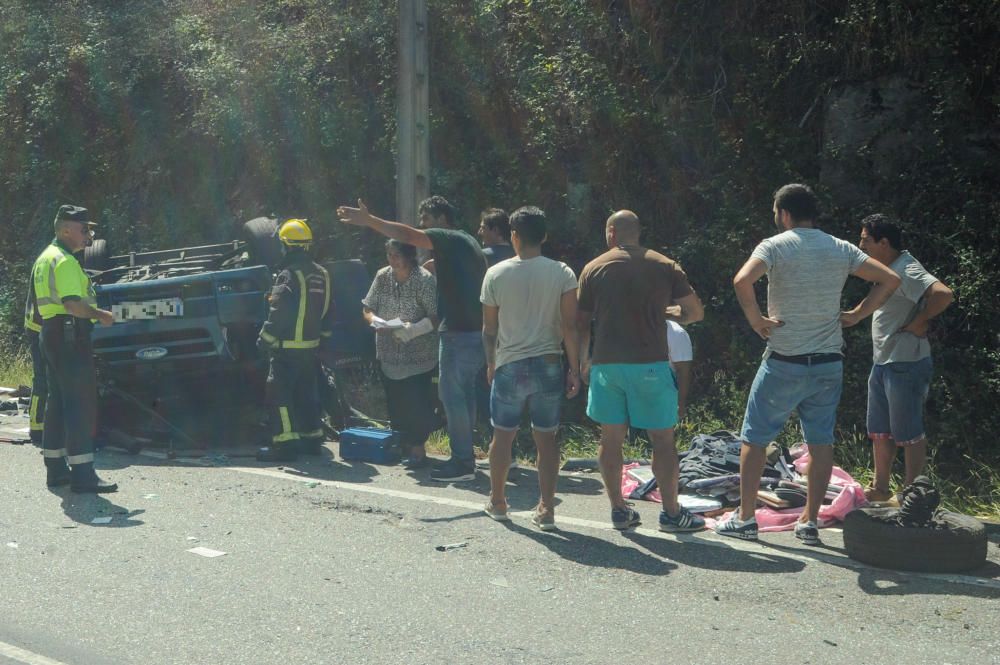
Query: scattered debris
91,517,113,525
823,640,837,647
435,541,468,552
187,547,227,558
538,586,554,593
197,453,230,466
489,577,510,588
283,468,309,476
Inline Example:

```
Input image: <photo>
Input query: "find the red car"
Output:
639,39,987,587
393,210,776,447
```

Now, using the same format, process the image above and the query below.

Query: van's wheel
241,217,282,270
83,238,110,271
843,507,987,573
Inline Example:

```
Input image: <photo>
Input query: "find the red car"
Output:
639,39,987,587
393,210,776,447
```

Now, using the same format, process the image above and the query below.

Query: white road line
0,640,70,665
228,465,1000,592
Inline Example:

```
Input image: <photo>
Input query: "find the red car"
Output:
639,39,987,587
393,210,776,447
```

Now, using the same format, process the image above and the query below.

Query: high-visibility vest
259,251,333,350
31,240,97,319
23,278,42,332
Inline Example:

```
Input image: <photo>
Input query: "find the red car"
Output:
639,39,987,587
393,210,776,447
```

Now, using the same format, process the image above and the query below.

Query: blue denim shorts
740,356,843,446
867,357,933,446
490,355,564,432
586,362,678,431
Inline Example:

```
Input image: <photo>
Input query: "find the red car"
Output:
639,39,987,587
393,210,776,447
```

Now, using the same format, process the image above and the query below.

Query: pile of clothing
622,430,868,529
679,430,796,506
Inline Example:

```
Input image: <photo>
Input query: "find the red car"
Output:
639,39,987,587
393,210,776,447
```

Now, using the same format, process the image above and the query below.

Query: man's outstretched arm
337,199,434,250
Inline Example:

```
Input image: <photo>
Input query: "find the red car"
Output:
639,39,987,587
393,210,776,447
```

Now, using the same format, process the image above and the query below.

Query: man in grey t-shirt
715,184,900,545
851,214,954,503
480,206,580,530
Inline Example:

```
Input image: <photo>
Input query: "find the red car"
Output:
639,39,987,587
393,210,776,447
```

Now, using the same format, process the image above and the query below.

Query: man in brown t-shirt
576,210,705,531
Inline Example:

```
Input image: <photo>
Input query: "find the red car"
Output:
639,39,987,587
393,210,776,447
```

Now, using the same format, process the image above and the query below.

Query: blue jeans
490,355,563,432
438,331,486,462
740,356,843,446
867,357,933,445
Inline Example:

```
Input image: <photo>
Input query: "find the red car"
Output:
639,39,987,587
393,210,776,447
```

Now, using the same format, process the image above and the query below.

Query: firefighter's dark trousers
27,331,47,443
40,317,97,466
267,350,322,449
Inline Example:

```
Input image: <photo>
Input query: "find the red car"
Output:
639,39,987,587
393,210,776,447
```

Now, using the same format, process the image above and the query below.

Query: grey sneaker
611,503,641,530
714,512,758,541
532,509,556,532
483,501,510,522
659,506,706,532
794,520,821,545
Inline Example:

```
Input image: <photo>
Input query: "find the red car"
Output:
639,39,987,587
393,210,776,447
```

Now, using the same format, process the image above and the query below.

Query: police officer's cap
53,204,96,231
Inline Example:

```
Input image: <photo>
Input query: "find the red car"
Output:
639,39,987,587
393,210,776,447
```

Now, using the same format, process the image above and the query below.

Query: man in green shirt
32,204,118,493
338,196,488,482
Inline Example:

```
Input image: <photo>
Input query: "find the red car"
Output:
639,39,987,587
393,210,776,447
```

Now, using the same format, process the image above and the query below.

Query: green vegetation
0,354,31,389
2,1,997,514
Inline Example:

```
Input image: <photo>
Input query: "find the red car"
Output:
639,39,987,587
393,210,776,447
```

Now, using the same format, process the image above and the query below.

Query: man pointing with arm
338,197,488,482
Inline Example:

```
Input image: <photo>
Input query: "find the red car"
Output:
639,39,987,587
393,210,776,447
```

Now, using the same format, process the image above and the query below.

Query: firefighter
32,205,118,492
24,270,46,445
256,219,334,462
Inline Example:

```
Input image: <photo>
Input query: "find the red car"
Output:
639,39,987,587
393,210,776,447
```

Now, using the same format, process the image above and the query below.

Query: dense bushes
1,0,997,464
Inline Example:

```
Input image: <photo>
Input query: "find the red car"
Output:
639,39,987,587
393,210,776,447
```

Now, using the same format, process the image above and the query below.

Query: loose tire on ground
241,217,282,270
843,507,987,573
82,238,110,271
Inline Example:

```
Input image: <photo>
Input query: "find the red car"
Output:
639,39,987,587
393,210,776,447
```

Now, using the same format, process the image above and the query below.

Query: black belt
770,352,842,366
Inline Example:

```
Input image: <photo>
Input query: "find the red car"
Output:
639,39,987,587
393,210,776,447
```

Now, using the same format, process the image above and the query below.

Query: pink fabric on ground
621,462,662,503
707,451,868,532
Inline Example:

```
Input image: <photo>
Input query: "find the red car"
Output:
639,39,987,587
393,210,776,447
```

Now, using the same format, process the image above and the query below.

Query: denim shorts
586,362,678,431
867,356,933,446
740,356,843,446
490,355,564,432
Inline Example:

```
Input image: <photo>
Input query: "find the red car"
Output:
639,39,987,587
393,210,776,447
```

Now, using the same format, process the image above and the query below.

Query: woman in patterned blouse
362,240,441,467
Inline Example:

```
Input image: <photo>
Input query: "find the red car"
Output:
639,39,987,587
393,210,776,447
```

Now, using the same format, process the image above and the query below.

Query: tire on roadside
82,238,110,271
241,217,282,270
843,507,987,573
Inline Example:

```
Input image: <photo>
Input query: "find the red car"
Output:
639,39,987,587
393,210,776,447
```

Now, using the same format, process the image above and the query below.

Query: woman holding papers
362,240,441,467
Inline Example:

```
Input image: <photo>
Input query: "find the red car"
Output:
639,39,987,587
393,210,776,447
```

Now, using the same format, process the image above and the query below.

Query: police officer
32,204,118,492
257,219,334,462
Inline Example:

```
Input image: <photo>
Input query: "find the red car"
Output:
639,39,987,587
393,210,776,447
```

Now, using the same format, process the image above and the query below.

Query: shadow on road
855,566,1000,599
623,530,806,574
48,487,146,527
502,520,678,576
763,539,1000,598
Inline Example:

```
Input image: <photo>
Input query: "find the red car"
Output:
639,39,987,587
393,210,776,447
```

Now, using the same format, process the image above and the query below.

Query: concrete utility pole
396,0,429,226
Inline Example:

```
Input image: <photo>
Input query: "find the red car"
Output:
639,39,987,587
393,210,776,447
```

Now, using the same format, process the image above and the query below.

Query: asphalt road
1,440,998,665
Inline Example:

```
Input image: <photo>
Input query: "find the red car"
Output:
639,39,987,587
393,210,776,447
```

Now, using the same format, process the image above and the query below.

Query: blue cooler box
338,427,401,464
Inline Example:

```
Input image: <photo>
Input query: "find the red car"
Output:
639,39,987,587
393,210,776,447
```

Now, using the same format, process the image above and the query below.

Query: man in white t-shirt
666,320,693,420
480,206,580,531
716,184,900,545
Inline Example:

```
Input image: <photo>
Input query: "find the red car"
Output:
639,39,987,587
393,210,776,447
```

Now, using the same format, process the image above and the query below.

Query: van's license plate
112,298,184,322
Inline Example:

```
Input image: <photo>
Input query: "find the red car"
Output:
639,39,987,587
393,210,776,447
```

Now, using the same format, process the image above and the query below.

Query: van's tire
241,217,282,270
843,507,987,573
82,238,110,271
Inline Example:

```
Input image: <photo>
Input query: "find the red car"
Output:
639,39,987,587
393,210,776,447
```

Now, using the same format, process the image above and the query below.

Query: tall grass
0,352,31,389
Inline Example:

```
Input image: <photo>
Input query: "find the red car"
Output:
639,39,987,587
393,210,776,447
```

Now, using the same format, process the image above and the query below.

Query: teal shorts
586,362,678,430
